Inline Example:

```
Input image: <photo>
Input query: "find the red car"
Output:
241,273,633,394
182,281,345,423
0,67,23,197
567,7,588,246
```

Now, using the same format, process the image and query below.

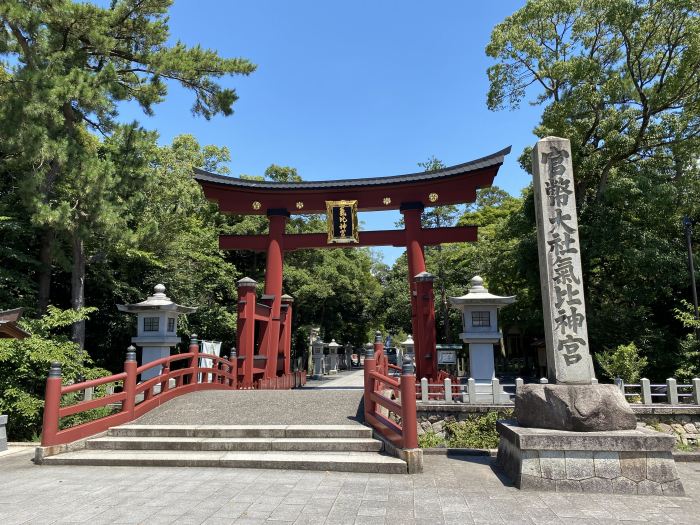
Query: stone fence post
666,378,678,405
641,378,652,405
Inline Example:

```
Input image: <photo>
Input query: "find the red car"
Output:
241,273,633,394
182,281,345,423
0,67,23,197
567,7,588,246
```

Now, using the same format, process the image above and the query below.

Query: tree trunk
71,233,86,348
441,283,451,344
37,228,54,315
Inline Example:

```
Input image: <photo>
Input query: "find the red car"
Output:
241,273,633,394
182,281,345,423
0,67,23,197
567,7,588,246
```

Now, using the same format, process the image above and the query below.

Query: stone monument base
496,420,685,495
0,414,7,452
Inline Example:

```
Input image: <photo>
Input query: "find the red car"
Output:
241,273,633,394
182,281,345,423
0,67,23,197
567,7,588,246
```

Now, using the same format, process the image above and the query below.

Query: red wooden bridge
38,147,509,472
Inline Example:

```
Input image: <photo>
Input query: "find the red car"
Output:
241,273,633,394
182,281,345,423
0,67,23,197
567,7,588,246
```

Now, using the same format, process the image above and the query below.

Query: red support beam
219,226,477,251
237,278,257,387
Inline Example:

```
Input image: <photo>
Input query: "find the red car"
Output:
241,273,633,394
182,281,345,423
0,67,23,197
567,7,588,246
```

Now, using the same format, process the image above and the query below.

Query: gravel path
135,389,365,426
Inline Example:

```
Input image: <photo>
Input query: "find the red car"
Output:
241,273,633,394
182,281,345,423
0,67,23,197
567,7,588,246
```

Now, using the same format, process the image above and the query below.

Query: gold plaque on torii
325,200,359,244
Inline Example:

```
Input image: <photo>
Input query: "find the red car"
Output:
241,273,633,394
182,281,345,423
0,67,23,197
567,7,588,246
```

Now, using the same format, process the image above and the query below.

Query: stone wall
636,414,700,448
417,404,700,449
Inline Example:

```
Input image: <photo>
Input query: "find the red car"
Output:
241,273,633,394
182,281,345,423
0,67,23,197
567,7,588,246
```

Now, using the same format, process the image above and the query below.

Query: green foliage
445,410,513,449
673,301,700,382
595,342,648,383
0,307,110,441
484,0,700,378
418,430,445,448
0,0,255,345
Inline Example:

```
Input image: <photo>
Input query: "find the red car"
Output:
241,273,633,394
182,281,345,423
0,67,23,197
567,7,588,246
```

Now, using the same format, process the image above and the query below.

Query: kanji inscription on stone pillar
532,136,595,384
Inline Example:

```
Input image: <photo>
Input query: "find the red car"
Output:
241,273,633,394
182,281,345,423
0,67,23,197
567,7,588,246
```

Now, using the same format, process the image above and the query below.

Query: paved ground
134,389,365,426
1,448,699,524
307,370,365,389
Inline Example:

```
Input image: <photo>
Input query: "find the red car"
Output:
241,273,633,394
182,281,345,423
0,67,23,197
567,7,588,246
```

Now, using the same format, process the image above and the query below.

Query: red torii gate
194,146,510,383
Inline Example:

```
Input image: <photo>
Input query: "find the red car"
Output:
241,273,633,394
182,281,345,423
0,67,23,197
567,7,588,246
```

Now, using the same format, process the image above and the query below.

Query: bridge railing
363,333,418,452
41,335,306,448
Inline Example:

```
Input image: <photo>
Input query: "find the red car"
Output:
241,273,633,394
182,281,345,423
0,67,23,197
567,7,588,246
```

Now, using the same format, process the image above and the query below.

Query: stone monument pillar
496,137,684,496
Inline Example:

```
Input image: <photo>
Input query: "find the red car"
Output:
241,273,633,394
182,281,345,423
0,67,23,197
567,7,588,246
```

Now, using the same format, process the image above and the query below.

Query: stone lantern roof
449,276,516,307
117,284,197,314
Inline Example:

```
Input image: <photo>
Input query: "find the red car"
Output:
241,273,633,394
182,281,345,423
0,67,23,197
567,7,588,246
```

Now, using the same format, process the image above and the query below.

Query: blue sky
119,1,539,265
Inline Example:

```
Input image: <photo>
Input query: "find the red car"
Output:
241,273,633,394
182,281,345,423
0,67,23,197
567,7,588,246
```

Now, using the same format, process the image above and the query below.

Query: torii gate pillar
402,203,437,380
262,210,288,379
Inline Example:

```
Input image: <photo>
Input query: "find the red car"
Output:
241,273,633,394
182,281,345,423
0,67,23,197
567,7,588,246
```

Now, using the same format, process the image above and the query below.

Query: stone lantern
449,276,515,391
327,339,340,375
312,337,325,379
400,335,415,365
344,342,353,369
117,284,197,381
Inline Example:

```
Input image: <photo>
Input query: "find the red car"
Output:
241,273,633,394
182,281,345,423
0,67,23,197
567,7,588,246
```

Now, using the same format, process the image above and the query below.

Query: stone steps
40,424,407,474
108,424,373,439
86,436,383,452
40,449,407,473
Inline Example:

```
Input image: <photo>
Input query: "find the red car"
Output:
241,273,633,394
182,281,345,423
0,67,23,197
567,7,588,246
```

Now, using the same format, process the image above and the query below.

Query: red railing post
230,348,238,389
123,346,137,419
373,330,385,387
161,365,170,394
364,332,380,422
41,362,63,446
188,334,199,385
400,356,418,450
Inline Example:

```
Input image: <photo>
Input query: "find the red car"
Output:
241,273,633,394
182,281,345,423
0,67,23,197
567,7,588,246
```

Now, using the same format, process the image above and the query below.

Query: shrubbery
0,307,111,441
418,410,513,449
595,342,648,383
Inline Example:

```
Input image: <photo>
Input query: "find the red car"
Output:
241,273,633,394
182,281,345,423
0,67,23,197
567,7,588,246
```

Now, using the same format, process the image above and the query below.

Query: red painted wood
59,392,127,418
415,276,438,381
237,282,257,387
41,376,62,446
219,226,477,251
61,372,127,395
123,357,137,419
262,214,286,380
400,373,419,449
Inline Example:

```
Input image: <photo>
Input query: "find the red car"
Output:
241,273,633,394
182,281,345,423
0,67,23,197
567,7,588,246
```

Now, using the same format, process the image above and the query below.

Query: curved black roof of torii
194,146,511,215
194,146,511,190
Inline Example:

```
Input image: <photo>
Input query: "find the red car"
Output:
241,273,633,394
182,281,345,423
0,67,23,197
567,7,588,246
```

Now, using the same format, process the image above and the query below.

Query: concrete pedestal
0,414,7,452
312,353,324,378
141,346,171,381
496,421,685,496
328,353,338,374
468,342,495,381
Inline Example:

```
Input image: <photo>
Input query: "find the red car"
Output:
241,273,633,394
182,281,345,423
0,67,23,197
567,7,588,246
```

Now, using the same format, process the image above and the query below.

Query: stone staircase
40,424,407,474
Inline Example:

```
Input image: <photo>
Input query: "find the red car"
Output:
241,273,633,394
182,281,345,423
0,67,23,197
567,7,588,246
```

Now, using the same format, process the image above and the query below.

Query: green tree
0,0,255,347
84,134,239,371
418,156,459,343
0,306,110,440
673,301,700,382
486,0,700,377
